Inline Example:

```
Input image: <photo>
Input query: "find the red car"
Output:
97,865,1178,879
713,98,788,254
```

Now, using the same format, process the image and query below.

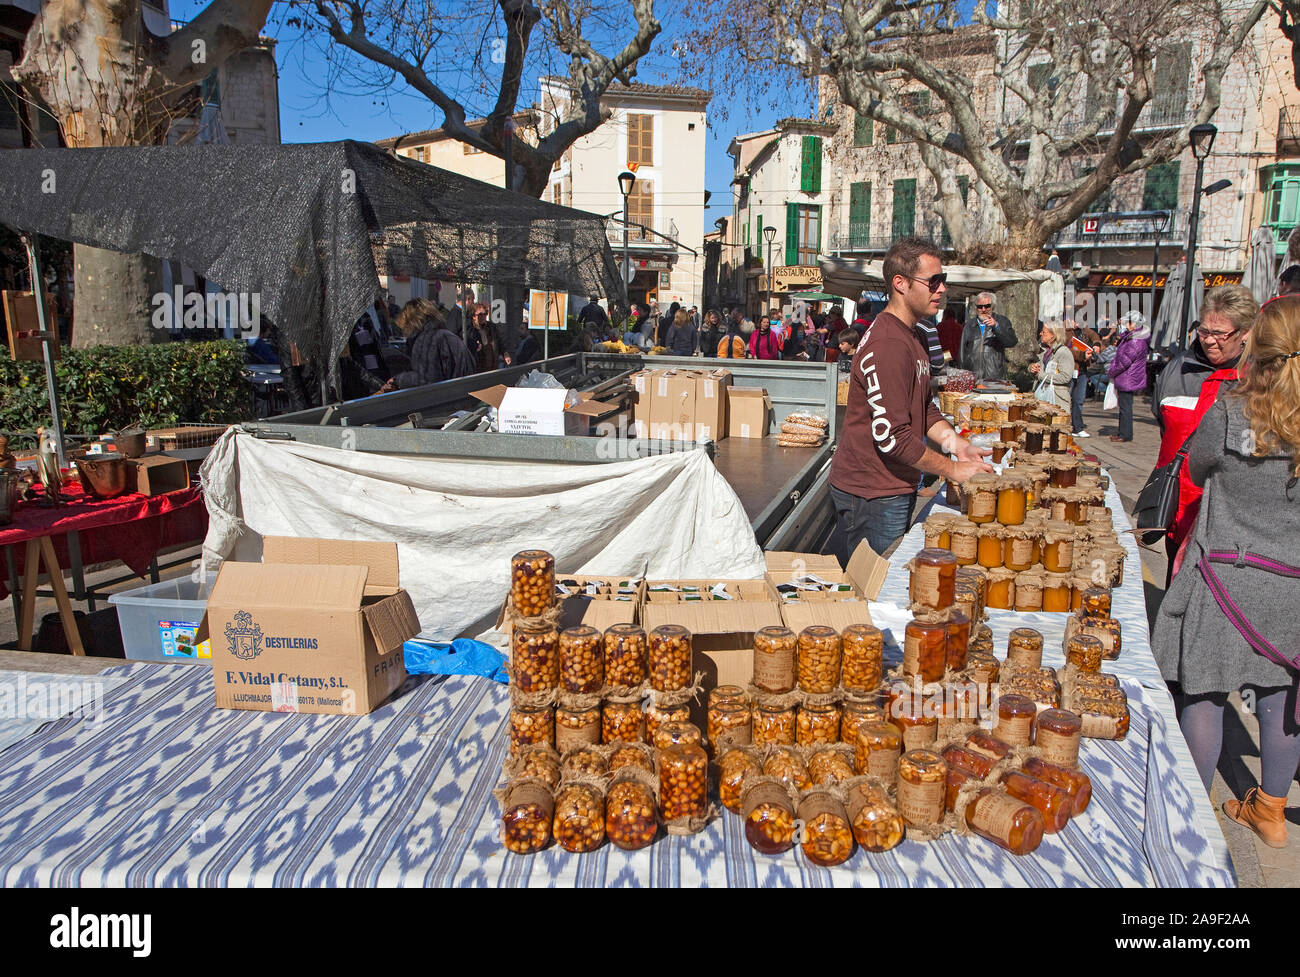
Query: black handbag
1132,437,1192,545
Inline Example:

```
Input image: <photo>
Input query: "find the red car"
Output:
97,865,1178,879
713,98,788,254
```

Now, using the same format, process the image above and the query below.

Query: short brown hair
1201,285,1259,335
838,328,860,348
882,237,942,295
394,298,443,337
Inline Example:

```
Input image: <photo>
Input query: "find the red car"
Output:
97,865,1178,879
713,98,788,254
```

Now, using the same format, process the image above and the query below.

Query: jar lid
996,472,1031,490
948,517,979,533
606,623,645,636
967,472,1000,492
977,523,1005,539
1001,523,1039,539
1042,519,1077,541
985,566,1018,581
561,625,601,640
756,624,795,639
1014,568,1045,586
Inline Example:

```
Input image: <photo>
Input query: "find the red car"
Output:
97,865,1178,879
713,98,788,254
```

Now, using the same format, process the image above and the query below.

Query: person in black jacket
391,298,477,389
959,292,1019,381
505,330,542,366
699,309,724,359
658,302,681,348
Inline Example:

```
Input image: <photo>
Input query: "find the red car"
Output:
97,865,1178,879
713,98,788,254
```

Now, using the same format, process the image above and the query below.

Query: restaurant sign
1087,270,1243,291
773,265,823,291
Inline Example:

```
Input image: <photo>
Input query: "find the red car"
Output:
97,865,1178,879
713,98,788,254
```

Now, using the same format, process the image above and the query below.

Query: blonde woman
1027,320,1073,411
1153,295,1300,848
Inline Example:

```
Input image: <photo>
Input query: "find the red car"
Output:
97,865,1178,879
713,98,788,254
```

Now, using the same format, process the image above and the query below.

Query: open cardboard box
727,386,772,438
495,574,644,635
198,537,420,715
767,542,889,632
471,384,620,437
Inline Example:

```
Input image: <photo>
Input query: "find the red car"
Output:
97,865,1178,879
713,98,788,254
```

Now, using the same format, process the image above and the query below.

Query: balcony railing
828,222,952,253
606,216,681,251
1052,212,1184,249
1006,103,1193,143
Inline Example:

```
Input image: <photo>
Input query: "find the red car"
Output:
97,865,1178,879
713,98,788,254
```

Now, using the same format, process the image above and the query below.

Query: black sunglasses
907,273,948,292
976,303,992,309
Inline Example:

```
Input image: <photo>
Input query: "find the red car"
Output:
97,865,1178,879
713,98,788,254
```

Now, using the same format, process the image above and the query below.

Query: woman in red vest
1151,285,1259,576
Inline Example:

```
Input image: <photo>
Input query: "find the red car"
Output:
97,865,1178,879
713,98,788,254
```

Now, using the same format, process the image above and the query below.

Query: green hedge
0,341,253,448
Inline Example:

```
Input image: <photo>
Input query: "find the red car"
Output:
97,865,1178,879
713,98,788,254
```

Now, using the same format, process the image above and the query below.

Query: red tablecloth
0,481,207,600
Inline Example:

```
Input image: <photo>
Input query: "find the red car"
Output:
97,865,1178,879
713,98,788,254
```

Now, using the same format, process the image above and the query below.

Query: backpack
717,335,745,358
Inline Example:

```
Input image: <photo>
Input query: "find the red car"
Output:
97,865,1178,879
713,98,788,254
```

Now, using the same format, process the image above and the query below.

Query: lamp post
618,170,635,309
1149,209,1171,328
763,225,777,317
1178,123,1217,350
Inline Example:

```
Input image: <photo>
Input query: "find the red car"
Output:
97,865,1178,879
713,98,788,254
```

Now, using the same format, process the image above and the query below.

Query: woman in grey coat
1152,296,1300,848
1027,320,1074,412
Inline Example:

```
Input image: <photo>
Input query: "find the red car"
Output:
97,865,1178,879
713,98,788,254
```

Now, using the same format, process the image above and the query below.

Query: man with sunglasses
959,291,1019,382
830,238,994,558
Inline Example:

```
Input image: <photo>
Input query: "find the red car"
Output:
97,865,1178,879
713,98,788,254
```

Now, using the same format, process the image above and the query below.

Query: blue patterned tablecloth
0,658,1230,887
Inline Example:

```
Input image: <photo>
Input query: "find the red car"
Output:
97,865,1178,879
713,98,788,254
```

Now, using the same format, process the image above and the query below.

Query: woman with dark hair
392,298,477,388
657,301,681,348
1153,295,1300,848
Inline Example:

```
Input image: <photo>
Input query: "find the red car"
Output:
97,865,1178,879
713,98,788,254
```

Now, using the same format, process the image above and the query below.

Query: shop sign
773,265,823,291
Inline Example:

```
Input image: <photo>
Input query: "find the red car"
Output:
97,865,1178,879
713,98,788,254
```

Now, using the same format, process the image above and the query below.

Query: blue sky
171,0,814,232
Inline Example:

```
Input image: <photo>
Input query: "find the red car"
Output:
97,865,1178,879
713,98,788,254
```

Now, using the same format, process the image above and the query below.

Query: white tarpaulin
199,429,765,640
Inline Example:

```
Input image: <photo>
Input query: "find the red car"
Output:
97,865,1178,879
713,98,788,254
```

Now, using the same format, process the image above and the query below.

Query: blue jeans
1070,372,1087,432
830,486,916,559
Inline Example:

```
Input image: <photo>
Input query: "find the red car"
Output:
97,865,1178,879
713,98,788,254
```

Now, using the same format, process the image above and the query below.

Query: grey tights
1179,687,1300,797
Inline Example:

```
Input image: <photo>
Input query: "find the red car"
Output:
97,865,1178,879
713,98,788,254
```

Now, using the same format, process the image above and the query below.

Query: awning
787,291,839,302
820,256,1055,300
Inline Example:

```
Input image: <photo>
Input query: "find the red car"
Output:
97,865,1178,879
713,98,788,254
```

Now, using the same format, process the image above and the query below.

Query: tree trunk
71,247,162,347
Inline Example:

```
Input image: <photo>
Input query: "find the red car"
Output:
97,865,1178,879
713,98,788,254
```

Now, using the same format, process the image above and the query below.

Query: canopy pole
21,233,68,468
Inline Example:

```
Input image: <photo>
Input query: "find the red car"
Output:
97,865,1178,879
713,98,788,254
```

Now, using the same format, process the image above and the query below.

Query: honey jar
841,624,884,694
708,700,752,748
1079,586,1113,619
602,700,645,744
999,423,1020,443
562,746,608,779
1023,757,1093,815
603,624,648,688
609,745,654,775
1042,572,1073,612
742,781,796,854
1049,427,1072,454
511,549,555,617
1007,402,1024,422
1006,628,1044,669
855,721,903,783
807,748,856,785
903,617,948,684
996,473,1031,526
966,473,1000,525
1041,520,1076,573
753,625,797,693
555,704,602,750
511,748,562,790
924,512,958,549
1013,569,1044,612
1035,708,1083,767
990,441,1012,464
841,699,885,745
941,744,996,779
1022,423,1048,454
966,728,1012,763
897,750,948,826
962,788,1045,855
648,624,692,692
1019,465,1048,508
559,625,604,694
945,609,972,671
764,747,812,793
966,651,1000,688
1048,457,1079,489
511,622,560,693
510,703,554,755
797,625,842,693
1075,614,1123,659
909,547,958,610
984,567,1017,610
752,702,797,746
948,518,980,566
717,749,762,813
1000,769,1071,833
994,693,1037,746
977,524,1006,569
796,702,842,747
889,689,940,751
605,779,658,851
1065,633,1104,674
937,683,981,738
501,780,554,854
1069,574,1097,611
845,782,904,852
798,791,855,867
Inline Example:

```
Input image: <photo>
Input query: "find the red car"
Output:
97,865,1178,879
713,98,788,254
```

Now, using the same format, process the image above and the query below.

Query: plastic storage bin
109,577,215,664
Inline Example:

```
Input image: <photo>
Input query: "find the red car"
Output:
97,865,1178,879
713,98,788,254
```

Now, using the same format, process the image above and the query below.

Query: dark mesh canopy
0,140,624,385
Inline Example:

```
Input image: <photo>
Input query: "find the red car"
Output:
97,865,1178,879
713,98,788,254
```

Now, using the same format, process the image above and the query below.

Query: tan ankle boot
1223,787,1288,848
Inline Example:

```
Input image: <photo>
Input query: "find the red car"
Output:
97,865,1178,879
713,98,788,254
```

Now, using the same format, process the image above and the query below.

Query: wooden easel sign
3,290,59,362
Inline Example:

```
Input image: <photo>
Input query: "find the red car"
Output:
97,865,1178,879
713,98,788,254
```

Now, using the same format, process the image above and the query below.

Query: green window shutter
799,137,813,192
1141,161,1180,212
854,111,873,147
786,203,799,265
917,91,931,116
849,182,871,248
756,214,762,252
886,124,898,145
808,137,822,193
892,179,916,241
812,204,822,256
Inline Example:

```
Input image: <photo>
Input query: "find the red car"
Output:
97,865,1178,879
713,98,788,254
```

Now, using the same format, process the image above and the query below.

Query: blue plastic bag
403,637,509,684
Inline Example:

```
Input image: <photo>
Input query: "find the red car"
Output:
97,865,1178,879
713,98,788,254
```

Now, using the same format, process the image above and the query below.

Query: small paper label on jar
969,790,1026,838
1009,537,1035,566
1007,644,1043,669
506,781,555,818
910,564,942,608
555,715,601,750
1036,727,1080,766
1079,711,1125,739
742,781,793,819
797,790,843,824
753,647,796,692
866,745,901,780
996,714,1034,746
952,534,978,560
901,721,938,751
970,492,996,519
897,776,945,825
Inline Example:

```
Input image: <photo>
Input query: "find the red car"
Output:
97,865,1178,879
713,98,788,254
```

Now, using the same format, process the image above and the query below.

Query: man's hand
953,438,992,464
950,458,994,484
376,378,396,394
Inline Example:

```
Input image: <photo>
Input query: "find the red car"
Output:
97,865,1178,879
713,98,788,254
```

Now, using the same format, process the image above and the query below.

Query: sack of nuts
778,410,828,448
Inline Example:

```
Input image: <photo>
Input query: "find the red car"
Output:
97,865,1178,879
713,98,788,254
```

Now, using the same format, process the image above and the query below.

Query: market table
0,481,207,651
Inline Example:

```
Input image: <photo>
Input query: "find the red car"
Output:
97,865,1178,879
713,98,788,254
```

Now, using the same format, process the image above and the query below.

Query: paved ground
0,395,1296,885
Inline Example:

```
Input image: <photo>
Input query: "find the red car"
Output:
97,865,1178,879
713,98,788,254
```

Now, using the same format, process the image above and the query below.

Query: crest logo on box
224,610,264,661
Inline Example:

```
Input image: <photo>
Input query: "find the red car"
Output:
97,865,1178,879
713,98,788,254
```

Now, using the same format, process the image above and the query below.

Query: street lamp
763,225,777,317
1178,122,1217,350
1148,209,1171,329
618,170,636,307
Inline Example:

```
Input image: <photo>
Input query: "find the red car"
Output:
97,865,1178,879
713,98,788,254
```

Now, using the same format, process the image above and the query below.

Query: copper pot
115,429,147,459
76,455,128,499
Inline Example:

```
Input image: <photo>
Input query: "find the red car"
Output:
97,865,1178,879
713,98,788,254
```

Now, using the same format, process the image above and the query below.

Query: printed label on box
740,424,751,438
159,620,211,659
271,681,300,713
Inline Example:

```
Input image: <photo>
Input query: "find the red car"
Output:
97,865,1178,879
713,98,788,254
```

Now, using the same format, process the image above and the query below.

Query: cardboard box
641,578,783,687
126,455,191,496
770,543,889,632
764,551,844,574
727,387,772,438
649,371,697,441
199,537,420,715
496,574,643,634
693,369,732,443
629,370,655,439
472,384,619,437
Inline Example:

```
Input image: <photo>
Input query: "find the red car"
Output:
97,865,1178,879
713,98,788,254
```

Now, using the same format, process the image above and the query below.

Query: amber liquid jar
924,512,957,550
1042,573,1073,613
648,624,692,692
910,548,957,610
1023,426,1045,454
967,729,1012,763
798,791,856,867
1000,423,1019,443
708,700,752,748
990,442,1010,464
977,525,1005,569
995,693,1037,747
942,744,996,778
742,781,796,854
963,788,1044,855
1049,465,1078,489
897,750,948,826
966,475,1000,525
753,625,797,693
605,780,658,851
717,749,762,813
764,748,812,792
855,721,902,783
510,704,554,755
555,705,602,751
752,702,797,746
903,618,948,684
562,747,608,780
796,703,842,748
949,519,979,566
1042,533,1075,574
511,549,555,617
511,623,560,693
1014,571,1044,612
603,624,648,688
797,625,841,694
1006,628,1044,669
1007,403,1024,422
996,476,1030,526
807,749,856,786
846,782,904,853
1080,586,1113,619
841,624,884,694
945,609,972,671
1001,770,1072,833
1023,757,1092,815
602,700,645,745
501,781,554,854
889,691,940,751
1066,633,1104,674
559,625,604,694
553,783,605,853
841,699,885,745
1036,708,1083,767
985,568,1016,610
658,741,709,822
644,702,691,745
